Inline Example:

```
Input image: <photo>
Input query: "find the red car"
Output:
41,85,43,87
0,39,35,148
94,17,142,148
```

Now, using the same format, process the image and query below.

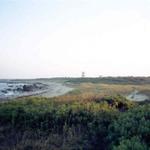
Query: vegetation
50,77,150,85
41,77,150,100
0,94,149,150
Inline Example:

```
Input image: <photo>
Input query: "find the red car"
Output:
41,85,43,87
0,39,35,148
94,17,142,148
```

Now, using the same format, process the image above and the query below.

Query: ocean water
0,82,25,98
0,81,47,99
0,83,8,90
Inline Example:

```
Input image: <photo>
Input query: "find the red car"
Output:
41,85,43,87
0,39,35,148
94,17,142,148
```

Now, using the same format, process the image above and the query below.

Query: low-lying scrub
0,95,149,150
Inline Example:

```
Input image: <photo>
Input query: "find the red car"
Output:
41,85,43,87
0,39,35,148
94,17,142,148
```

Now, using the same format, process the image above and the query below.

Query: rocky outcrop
0,82,48,99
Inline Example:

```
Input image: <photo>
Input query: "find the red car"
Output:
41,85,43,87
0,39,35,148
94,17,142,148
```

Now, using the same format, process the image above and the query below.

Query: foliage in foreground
0,95,149,150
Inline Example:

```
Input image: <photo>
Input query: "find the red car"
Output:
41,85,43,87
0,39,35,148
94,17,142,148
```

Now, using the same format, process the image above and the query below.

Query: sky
0,0,150,78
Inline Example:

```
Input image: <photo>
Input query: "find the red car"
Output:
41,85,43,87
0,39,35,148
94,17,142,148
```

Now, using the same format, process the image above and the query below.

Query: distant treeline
50,77,150,85
2,77,150,85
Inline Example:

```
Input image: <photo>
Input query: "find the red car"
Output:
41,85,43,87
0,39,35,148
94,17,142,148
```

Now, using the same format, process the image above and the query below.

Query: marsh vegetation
0,77,150,150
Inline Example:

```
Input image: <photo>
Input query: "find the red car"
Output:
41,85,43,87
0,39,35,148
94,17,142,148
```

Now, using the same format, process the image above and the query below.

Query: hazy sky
0,0,150,78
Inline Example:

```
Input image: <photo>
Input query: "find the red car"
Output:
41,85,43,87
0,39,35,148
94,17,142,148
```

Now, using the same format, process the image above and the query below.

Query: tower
82,72,85,78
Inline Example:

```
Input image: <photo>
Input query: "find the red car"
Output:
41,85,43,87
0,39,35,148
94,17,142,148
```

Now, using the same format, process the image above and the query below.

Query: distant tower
82,72,85,78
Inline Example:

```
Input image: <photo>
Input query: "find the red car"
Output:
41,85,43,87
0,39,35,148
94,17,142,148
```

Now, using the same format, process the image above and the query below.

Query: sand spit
39,82,73,97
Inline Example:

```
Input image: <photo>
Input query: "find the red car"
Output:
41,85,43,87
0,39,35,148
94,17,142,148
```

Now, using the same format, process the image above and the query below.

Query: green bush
112,137,149,150
108,105,150,149
0,96,149,150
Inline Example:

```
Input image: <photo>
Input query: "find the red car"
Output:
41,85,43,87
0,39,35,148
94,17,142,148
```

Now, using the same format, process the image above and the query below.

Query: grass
65,83,150,101
0,77,150,150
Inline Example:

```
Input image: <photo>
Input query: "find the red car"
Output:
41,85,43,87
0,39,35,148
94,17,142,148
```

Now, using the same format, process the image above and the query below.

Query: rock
16,87,23,92
6,88,12,91
23,85,34,92
1,90,8,94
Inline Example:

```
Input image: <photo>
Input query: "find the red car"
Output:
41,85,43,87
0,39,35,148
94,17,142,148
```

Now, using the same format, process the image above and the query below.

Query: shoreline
0,80,73,101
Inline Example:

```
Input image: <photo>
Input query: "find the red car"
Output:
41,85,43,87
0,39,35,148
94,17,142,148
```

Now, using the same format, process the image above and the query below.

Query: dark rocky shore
0,81,48,100
0,80,73,100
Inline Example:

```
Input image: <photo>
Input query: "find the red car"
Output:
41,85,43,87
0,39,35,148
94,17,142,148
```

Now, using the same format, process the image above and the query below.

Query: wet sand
38,81,73,97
